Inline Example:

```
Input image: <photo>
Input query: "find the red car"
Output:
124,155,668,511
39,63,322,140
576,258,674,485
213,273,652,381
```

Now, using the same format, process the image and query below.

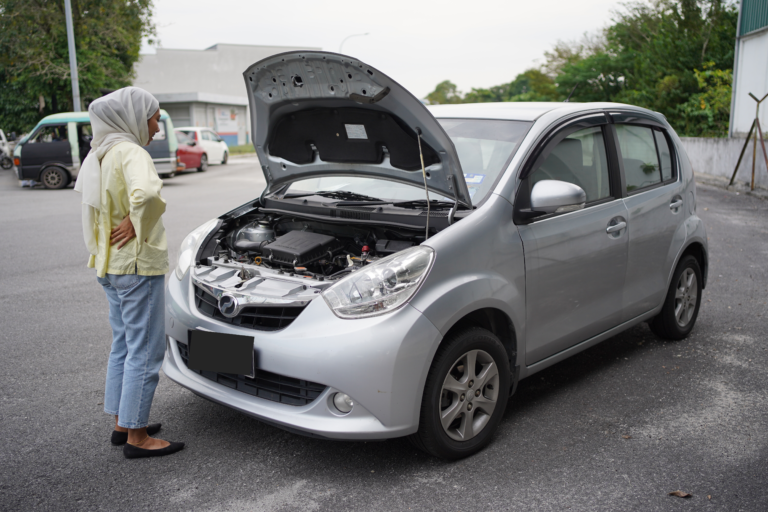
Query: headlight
174,219,219,281
322,246,434,319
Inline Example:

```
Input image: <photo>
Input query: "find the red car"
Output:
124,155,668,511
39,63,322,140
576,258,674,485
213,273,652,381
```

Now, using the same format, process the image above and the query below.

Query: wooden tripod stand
729,92,768,191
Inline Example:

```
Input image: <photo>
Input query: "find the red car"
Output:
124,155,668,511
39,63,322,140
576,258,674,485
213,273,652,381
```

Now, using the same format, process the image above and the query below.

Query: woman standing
75,87,184,459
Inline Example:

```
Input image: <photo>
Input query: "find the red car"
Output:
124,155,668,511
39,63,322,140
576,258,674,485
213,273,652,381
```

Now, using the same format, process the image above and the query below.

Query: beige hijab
74,87,159,255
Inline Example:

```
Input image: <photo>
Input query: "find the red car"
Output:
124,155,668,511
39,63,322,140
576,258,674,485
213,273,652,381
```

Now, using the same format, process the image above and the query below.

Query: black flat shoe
110,423,162,445
123,441,185,459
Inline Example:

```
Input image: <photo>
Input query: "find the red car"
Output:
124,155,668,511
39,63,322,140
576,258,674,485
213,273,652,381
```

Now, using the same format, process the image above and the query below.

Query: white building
134,43,320,146
729,0,768,138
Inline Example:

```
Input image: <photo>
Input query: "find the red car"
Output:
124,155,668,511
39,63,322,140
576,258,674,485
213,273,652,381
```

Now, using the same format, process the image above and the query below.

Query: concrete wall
730,28,768,137
680,136,768,189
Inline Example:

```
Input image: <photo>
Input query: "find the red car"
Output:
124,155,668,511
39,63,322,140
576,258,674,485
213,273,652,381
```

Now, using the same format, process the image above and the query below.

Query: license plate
188,330,255,377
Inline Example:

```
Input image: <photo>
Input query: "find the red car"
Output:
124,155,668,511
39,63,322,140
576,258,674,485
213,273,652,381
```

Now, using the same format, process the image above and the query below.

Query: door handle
670,199,683,210
606,221,627,234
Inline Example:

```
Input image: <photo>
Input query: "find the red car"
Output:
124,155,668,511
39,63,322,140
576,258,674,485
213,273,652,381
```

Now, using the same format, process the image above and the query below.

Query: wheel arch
440,307,519,391
676,241,708,289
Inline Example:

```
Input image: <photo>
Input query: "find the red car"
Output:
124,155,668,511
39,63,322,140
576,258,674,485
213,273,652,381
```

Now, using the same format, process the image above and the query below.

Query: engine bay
196,210,425,283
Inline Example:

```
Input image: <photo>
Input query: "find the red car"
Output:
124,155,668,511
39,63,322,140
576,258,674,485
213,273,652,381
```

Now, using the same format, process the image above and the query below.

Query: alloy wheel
674,268,698,327
439,349,499,441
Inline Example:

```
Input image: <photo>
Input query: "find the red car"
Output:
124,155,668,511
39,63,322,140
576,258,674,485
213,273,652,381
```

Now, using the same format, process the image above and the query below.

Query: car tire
408,327,510,460
649,255,702,340
198,154,208,172
221,151,228,165
1,156,13,169
40,166,70,189
159,171,175,179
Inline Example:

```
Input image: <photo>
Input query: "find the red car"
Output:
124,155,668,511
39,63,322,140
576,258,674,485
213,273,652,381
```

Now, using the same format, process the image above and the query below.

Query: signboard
216,108,239,134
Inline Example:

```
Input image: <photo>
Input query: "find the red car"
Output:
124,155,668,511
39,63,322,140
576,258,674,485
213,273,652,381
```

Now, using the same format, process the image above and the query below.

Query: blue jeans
98,273,165,429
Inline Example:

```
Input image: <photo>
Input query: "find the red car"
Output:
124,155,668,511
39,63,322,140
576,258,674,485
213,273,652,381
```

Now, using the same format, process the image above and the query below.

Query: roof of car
427,102,649,122
37,109,170,125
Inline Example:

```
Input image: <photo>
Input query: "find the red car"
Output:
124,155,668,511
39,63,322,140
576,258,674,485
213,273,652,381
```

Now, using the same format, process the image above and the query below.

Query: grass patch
228,144,256,155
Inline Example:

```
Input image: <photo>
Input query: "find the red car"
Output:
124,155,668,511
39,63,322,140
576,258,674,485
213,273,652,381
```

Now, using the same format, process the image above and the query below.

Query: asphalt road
1,159,766,511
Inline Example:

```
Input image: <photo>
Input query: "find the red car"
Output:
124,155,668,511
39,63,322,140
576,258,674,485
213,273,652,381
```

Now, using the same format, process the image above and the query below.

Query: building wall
731,28,768,138
134,43,320,145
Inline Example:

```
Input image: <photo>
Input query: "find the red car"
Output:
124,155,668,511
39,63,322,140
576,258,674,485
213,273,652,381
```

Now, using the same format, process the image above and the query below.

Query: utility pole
64,0,82,111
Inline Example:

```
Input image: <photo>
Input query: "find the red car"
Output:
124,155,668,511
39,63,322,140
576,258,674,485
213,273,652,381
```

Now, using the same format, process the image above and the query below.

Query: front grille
176,341,327,406
194,285,306,331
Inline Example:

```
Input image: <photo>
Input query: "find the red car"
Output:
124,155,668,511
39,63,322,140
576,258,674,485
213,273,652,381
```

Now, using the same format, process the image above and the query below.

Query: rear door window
615,124,672,193
529,125,612,203
654,130,674,181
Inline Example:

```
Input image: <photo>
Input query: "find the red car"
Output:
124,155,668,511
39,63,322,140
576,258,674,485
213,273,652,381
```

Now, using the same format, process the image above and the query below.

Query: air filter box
262,231,343,266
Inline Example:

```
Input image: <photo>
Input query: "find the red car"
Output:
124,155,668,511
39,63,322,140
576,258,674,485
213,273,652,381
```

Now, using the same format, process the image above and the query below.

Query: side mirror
187,141,196,146
530,180,586,214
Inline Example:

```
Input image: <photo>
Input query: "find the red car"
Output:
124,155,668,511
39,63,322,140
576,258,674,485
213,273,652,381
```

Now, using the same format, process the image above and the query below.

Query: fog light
333,393,354,414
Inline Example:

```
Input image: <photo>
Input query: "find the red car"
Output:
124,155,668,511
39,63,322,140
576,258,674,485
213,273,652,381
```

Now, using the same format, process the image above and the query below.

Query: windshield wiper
282,190,383,202
336,198,467,211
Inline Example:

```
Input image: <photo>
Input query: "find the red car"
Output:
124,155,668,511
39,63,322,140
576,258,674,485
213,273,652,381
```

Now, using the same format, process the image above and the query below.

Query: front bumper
164,272,443,440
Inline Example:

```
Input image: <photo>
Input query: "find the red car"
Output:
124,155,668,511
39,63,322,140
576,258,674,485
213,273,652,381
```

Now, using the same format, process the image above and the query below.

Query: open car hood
244,51,471,207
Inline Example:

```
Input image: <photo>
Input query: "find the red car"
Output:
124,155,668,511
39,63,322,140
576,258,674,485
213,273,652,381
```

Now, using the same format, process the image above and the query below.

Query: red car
175,129,208,172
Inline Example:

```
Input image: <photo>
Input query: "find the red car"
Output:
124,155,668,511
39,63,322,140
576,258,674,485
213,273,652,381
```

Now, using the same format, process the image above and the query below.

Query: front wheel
409,327,510,459
0,156,12,169
649,255,702,340
221,151,228,164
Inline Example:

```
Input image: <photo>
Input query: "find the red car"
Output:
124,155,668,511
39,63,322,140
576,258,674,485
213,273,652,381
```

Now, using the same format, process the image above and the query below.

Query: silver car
164,51,707,459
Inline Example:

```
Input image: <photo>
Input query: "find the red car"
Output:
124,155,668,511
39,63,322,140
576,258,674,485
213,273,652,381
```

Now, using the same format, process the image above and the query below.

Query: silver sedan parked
164,51,707,459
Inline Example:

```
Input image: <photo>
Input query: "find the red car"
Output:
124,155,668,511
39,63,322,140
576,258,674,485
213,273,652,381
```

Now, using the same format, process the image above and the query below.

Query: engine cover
262,231,343,266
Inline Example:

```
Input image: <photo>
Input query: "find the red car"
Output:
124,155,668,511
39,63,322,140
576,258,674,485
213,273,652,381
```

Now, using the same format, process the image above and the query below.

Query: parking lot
1,158,766,511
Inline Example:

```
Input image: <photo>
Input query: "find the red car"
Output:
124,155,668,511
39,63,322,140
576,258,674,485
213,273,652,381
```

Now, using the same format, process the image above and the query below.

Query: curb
695,172,768,201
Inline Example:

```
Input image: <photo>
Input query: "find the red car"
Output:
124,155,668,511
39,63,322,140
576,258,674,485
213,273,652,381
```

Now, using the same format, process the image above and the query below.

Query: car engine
199,214,419,282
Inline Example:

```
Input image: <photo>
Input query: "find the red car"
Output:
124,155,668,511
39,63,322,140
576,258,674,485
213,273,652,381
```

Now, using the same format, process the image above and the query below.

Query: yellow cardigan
87,142,169,277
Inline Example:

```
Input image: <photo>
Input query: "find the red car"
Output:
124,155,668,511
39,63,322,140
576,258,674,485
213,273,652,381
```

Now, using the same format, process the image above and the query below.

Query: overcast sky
142,0,624,99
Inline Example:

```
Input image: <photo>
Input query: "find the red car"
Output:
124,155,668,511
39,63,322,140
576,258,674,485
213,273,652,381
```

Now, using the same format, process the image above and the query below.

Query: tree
425,80,463,105
464,69,560,103
552,0,737,135
0,0,156,134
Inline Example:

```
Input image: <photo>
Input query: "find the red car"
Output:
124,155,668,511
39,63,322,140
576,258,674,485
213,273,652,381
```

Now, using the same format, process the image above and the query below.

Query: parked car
174,129,208,172
174,127,229,165
0,129,15,169
13,109,179,189
164,52,708,459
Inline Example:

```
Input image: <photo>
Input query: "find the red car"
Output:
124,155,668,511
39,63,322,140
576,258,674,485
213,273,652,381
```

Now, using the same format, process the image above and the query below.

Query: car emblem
218,294,239,318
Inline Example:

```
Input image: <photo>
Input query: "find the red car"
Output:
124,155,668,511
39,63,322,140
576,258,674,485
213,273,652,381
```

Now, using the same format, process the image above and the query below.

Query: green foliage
425,0,738,137
228,144,256,155
425,80,463,105
677,63,733,137
463,69,560,103
0,0,156,134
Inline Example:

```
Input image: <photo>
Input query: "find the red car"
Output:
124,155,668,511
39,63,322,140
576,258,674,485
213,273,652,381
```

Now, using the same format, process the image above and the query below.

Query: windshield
438,118,531,202
286,119,530,205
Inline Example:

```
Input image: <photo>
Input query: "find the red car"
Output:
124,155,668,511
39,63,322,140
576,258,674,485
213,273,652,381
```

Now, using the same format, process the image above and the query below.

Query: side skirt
520,307,661,379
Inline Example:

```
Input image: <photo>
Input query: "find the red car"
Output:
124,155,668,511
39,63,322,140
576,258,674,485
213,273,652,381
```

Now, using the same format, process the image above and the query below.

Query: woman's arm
119,146,166,251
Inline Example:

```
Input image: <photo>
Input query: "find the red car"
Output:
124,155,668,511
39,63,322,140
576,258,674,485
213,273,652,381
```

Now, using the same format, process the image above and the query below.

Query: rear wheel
40,167,70,189
159,171,175,179
408,327,510,459
198,154,208,172
221,151,228,164
649,255,702,340
1,156,13,169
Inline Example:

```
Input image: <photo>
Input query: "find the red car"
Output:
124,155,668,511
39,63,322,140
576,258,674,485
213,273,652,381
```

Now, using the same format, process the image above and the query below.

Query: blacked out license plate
188,330,255,377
